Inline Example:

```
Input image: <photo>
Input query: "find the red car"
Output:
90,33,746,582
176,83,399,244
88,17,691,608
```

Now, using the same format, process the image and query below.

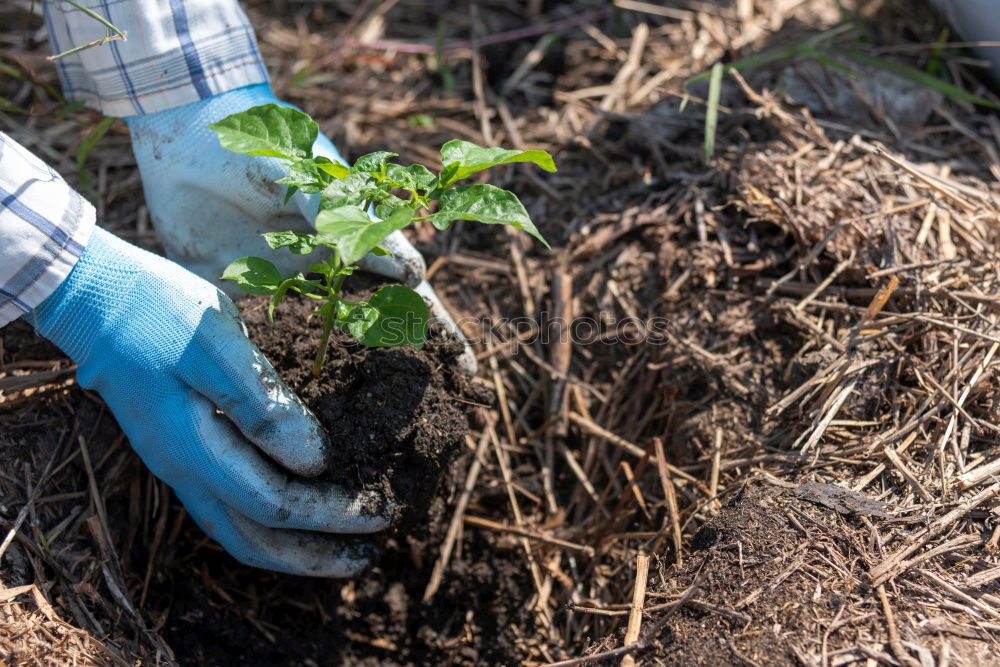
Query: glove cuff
30,227,141,363
124,83,278,129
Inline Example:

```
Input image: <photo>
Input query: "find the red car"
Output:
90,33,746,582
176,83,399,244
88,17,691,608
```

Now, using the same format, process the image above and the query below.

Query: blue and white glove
31,227,388,577
125,83,475,372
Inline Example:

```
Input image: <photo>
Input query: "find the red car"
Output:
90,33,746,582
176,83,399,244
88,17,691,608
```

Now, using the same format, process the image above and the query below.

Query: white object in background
930,0,1000,81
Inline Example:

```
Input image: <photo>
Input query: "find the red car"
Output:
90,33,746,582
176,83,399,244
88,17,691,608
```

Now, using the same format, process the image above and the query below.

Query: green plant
211,104,555,377
703,62,723,162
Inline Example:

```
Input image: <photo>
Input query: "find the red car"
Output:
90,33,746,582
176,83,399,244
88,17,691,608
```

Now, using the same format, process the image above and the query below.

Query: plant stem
62,0,127,38
311,306,336,379
310,248,348,379
47,0,127,61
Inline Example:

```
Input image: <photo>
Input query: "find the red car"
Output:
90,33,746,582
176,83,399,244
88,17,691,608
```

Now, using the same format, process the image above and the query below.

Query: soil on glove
241,276,487,528
200,282,537,666
1,289,532,667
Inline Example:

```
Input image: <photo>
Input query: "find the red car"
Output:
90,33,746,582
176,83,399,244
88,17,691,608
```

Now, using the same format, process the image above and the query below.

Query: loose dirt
241,279,483,526
135,283,533,666
3,1,1000,665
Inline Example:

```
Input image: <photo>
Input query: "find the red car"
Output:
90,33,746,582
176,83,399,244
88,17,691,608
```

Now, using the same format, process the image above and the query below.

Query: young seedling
210,104,555,378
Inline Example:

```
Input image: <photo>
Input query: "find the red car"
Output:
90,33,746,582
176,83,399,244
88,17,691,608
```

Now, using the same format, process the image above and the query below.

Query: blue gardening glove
125,83,476,373
30,227,388,577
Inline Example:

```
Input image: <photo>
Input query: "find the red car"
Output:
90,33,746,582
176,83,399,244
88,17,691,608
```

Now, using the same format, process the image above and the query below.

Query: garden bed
3,1,1000,665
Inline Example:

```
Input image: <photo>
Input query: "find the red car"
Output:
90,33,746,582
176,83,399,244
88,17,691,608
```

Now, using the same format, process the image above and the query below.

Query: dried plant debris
791,480,891,517
3,0,1000,665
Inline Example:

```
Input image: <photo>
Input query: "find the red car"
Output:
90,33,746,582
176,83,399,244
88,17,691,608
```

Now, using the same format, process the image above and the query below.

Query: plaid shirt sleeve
43,0,270,117
0,133,95,328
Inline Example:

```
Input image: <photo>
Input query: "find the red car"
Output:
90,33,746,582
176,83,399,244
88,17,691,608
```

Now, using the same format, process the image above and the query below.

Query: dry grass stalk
4,0,1000,663
619,551,649,667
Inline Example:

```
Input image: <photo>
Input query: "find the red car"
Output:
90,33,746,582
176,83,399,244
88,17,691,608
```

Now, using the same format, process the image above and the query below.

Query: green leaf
704,62,723,162
685,45,803,86
208,104,318,159
268,285,288,320
278,157,347,195
406,113,434,127
352,151,398,179
374,194,407,220
275,169,324,194
385,163,437,190
425,184,549,248
320,172,377,210
335,300,354,322
0,95,28,114
340,302,380,341
262,231,319,254
315,156,350,179
309,257,359,278
309,258,335,275
268,275,321,320
438,140,556,186
343,285,429,347
76,116,115,196
221,256,284,295
315,205,415,265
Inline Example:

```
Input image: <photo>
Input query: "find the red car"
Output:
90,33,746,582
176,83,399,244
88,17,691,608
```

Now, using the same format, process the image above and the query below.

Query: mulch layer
3,1,1000,665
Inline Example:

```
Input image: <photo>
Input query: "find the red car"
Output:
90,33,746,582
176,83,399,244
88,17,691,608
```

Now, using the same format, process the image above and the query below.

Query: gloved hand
125,83,476,373
30,227,388,577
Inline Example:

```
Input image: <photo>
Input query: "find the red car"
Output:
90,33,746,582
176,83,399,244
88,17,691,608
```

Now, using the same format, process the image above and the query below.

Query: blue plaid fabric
43,0,269,117
1,2,270,326
0,133,95,327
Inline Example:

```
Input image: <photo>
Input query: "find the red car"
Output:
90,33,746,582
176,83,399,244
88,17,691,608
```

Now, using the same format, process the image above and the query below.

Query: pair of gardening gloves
31,84,468,576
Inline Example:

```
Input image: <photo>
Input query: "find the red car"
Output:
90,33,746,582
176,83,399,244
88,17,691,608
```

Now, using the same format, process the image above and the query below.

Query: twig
654,438,683,566
877,584,920,667
919,569,1000,620
621,552,651,667
709,427,723,510
463,515,594,556
703,63,723,161
78,435,109,535
342,9,611,54
567,412,706,489
869,483,1000,586
487,418,548,622
540,642,643,667
599,22,648,112
883,446,933,502
958,458,1000,490
641,576,704,644
0,366,76,392
613,0,693,19
549,254,574,437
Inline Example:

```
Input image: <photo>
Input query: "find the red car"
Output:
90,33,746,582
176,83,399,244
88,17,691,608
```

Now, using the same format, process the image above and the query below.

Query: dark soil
637,479,980,666
1,298,532,666
633,481,860,665
145,277,534,665
241,275,487,530
216,281,537,666
5,2,1000,665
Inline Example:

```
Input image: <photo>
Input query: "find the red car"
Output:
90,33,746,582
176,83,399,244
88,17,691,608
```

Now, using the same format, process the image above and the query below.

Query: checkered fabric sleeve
43,0,270,117
0,133,95,327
